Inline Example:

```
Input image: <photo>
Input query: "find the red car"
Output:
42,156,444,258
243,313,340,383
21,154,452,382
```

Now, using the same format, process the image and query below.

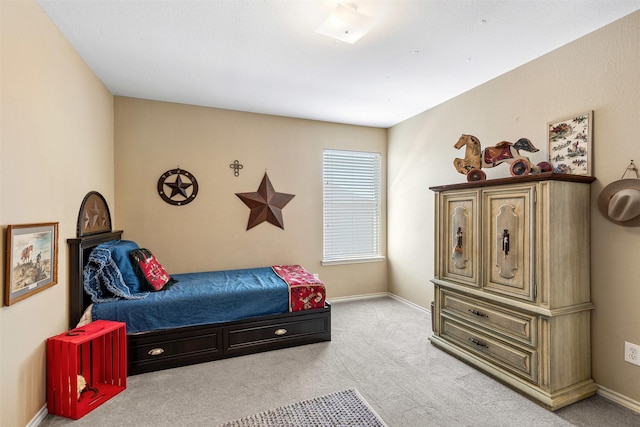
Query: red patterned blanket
272,265,326,312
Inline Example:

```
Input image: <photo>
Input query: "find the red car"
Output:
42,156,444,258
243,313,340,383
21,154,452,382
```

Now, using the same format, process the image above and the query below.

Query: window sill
321,256,385,266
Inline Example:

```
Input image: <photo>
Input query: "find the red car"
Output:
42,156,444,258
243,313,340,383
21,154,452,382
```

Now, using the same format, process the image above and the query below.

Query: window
323,149,382,264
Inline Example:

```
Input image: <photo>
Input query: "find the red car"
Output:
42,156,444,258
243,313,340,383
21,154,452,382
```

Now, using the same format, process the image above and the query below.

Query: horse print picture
5,222,58,305
547,111,593,176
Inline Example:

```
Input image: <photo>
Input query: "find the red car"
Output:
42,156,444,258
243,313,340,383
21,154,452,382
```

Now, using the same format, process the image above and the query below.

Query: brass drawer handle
148,348,165,356
502,229,510,255
468,309,488,318
274,328,288,336
454,227,463,253
468,338,488,349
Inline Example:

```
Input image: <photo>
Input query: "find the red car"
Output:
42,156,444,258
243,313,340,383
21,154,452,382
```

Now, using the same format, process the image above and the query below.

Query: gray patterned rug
216,389,387,427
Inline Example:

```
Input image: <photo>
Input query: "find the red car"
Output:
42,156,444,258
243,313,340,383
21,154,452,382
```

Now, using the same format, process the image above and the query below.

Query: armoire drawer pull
468,338,488,348
274,328,288,336
148,348,165,356
468,309,488,318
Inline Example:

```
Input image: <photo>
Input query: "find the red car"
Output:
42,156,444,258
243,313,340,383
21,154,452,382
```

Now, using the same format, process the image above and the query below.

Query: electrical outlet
625,341,640,366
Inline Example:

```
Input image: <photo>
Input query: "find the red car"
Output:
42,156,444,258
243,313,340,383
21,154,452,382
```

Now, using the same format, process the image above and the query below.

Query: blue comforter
91,267,289,333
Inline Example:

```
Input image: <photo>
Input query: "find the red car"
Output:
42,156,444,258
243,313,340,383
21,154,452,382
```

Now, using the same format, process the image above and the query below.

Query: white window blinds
323,149,381,263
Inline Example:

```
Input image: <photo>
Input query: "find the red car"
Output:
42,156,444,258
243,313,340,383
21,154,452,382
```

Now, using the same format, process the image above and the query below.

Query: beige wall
0,1,114,426
114,98,387,299
3,1,640,424
388,10,640,406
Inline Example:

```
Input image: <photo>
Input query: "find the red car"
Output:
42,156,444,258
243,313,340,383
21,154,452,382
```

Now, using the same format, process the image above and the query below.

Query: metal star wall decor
236,172,295,230
157,167,199,206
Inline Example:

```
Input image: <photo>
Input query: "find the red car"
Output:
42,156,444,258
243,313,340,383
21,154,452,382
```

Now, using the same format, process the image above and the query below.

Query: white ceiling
36,0,640,128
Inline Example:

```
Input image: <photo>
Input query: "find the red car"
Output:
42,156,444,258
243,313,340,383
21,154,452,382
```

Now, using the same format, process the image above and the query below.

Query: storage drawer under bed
126,306,331,374
224,311,331,356
128,325,222,374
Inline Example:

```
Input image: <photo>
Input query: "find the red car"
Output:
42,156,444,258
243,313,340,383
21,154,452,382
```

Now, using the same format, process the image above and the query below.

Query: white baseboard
386,292,430,313
330,291,431,314
597,385,640,414
328,292,390,303
27,404,48,427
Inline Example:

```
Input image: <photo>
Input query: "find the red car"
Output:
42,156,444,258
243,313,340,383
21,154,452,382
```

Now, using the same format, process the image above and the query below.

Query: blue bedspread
91,267,289,333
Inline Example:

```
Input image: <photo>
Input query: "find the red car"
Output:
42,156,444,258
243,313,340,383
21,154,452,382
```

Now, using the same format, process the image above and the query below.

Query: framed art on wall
547,111,593,175
4,222,58,305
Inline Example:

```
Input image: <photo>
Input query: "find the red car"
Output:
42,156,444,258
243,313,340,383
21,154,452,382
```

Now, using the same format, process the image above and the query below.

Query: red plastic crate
47,320,127,419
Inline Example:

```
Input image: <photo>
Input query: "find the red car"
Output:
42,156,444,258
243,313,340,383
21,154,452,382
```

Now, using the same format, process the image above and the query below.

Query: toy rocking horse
453,134,549,181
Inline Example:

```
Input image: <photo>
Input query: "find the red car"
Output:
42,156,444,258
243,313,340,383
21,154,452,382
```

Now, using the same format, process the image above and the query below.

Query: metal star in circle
166,174,192,198
236,173,295,230
157,168,198,206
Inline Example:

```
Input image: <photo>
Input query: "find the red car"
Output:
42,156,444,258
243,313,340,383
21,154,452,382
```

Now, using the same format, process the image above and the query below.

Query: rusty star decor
236,172,295,230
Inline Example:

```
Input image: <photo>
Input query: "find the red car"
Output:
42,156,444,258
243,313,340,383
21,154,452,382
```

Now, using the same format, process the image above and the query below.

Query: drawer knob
148,348,165,356
468,338,488,349
274,328,288,336
468,309,488,318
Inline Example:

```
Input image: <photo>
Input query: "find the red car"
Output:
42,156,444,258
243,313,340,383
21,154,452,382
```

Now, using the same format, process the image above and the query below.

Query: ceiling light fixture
315,3,375,44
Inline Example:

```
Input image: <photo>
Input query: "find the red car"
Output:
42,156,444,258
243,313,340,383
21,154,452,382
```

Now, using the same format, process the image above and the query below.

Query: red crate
47,320,127,419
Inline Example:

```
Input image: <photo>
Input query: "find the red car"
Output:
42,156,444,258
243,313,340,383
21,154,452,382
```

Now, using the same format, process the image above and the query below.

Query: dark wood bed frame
68,193,331,375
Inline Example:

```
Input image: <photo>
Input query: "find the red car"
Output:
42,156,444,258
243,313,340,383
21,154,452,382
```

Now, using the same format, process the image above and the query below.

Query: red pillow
129,248,176,292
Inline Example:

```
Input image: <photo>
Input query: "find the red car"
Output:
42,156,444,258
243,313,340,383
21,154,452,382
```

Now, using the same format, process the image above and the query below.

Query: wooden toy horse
481,138,539,169
453,134,481,175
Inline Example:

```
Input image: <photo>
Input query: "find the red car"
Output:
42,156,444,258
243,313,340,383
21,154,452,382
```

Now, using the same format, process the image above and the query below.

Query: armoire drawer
441,317,538,383
441,290,537,346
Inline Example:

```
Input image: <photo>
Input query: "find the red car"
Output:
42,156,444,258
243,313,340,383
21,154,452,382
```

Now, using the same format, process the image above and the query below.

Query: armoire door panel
483,186,534,301
440,191,479,287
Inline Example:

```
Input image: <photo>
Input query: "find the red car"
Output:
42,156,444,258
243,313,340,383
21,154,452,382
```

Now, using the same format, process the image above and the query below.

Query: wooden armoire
429,173,597,410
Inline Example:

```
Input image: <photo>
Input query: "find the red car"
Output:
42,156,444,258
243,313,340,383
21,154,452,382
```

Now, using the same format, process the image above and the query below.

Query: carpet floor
40,296,640,426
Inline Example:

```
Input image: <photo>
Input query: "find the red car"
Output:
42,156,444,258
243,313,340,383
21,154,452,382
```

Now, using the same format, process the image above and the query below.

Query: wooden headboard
67,191,122,328
67,230,123,329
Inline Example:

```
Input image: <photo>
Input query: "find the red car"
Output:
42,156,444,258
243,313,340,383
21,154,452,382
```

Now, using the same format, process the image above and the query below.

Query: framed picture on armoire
547,111,593,175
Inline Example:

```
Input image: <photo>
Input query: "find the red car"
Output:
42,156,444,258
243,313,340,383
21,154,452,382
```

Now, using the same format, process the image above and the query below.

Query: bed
68,192,331,375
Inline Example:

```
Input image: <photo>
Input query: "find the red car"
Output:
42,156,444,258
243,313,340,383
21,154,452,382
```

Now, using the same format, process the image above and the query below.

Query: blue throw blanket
91,267,289,333
84,247,148,302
